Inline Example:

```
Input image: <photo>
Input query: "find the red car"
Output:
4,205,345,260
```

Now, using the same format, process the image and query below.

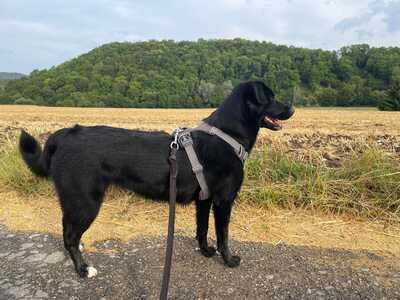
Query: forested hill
0,72,25,81
1,39,399,108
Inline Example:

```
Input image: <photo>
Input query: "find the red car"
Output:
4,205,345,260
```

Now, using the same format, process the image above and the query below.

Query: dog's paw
77,264,98,278
79,243,84,252
87,266,98,278
200,246,216,257
225,255,241,268
77,264,89,278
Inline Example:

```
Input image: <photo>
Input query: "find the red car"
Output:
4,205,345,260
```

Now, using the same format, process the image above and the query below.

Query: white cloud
332,0,400,47
0,0,399,73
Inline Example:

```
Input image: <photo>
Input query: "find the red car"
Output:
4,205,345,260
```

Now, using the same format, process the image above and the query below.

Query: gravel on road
0,223,399,299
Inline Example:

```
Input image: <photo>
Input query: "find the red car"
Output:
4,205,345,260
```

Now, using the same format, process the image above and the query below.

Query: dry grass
0,105,400,255
1,186,399,256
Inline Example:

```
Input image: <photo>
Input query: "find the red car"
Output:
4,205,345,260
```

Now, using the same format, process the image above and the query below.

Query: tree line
1,39,399,109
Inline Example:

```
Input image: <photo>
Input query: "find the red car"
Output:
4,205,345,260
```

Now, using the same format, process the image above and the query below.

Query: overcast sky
1,0,399,74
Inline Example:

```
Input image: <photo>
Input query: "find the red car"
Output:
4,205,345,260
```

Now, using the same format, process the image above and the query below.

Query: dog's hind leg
195,199,216,257
62,199,101,278
213,201,241,268
57,180,105,278
53,165,108,278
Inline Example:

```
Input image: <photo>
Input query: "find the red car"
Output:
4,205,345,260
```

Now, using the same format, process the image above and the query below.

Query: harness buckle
208,127,217,135
192,165,203,174
237,146,248,162
178,131,193,147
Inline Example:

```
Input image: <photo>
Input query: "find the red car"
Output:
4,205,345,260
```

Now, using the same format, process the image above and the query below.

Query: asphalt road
0,223,399,299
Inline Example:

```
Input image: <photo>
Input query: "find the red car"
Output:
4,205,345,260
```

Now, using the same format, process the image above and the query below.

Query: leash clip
170,128,183,150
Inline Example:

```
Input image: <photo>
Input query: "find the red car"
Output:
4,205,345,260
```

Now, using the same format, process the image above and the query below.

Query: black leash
159,134,180,300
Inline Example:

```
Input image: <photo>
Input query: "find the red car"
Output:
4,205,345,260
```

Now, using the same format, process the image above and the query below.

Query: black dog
19,81,294,278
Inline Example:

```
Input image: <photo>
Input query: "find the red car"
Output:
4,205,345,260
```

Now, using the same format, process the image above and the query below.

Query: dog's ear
250,81,273,104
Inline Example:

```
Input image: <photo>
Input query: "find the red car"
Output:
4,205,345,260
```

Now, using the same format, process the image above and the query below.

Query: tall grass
0,135,53,195
1,134,399,221
243,145,400,221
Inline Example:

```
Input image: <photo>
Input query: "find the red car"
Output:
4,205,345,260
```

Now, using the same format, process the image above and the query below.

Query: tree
378,67,400,111
198,81,215,106
14,97,35,105
317,87,338,106
113,76,129,96
127,81,142,100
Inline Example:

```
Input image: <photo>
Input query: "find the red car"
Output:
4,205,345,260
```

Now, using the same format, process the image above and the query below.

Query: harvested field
1,105,399,161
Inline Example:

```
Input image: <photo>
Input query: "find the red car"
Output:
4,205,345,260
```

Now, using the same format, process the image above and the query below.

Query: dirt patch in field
0,187,399,256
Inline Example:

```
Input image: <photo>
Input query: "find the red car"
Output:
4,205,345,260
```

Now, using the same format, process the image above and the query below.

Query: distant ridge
0,72,26,81
0,39,399,107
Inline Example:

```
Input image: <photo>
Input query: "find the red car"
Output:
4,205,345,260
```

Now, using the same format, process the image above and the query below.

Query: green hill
1,39,399,108
0,72,25,90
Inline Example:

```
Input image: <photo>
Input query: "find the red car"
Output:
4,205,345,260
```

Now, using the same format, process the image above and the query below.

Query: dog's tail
19,130,55,178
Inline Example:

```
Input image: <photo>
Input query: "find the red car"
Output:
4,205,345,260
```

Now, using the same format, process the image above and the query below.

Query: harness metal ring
170,141,179,150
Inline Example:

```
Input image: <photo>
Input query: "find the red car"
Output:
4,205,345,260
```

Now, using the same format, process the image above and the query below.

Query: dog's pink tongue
265,116,278,125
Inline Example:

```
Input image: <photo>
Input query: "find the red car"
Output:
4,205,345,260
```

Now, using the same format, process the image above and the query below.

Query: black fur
19,81,294,277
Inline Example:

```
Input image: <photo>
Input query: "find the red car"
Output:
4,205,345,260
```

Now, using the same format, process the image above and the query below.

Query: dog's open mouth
263,116,282,130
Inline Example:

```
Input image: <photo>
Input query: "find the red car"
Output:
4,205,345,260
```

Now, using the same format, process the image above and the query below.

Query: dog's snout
287,105,295,118
278,105,295,120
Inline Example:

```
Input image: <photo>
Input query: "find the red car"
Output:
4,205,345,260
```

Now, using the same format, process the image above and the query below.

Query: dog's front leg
195,199,216,257
213,201,241,267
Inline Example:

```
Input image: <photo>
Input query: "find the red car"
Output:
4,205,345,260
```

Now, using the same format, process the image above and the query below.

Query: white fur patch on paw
79,243,84,251
87,266,98,278
216,250,221,256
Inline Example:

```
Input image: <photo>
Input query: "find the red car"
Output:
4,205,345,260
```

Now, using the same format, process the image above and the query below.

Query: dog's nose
287,106,295,118
279,105,295,120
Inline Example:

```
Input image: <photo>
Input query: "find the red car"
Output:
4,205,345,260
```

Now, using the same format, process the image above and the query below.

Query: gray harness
172,122,248,200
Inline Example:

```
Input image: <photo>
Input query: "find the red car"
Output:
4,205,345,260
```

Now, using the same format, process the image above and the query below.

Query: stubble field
0,105,399,255
1,105,399,161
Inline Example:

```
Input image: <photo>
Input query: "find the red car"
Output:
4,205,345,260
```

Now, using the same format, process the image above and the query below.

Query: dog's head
242,81,295,131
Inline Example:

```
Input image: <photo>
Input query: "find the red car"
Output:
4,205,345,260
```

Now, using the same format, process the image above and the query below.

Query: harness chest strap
195,122,248,162
175,122,248,201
